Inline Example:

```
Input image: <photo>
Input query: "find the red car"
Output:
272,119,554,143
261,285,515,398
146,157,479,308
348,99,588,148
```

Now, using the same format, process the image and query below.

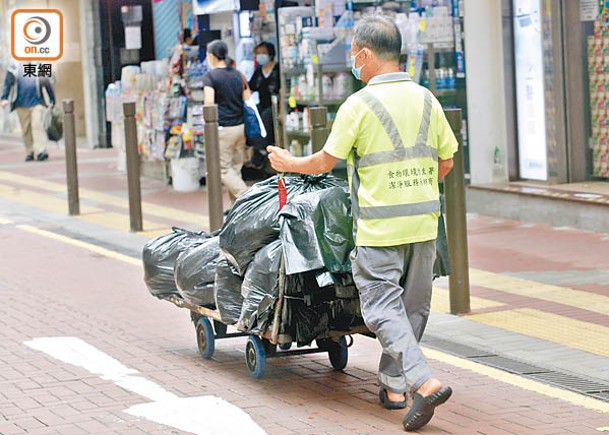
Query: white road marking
24,337,267,435
126,397,268,435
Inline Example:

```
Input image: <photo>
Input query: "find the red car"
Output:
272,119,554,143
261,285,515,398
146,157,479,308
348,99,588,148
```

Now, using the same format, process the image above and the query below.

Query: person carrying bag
240,72,266,148
203,41,251,206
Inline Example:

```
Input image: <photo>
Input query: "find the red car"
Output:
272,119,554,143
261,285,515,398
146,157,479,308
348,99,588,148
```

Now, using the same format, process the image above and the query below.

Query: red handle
278,177,287,210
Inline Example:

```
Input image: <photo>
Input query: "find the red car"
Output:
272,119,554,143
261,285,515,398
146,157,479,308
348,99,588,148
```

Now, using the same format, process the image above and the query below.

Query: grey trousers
351,240,436,394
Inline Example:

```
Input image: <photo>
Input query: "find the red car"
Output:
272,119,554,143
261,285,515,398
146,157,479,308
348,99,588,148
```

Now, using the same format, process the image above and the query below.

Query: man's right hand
0,100,9,109
266,145,294,173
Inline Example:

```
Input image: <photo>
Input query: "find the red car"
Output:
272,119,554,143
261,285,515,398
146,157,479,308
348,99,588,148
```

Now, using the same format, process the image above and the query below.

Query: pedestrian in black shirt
203,40,249,204
249,42,279,113
248,42,280,161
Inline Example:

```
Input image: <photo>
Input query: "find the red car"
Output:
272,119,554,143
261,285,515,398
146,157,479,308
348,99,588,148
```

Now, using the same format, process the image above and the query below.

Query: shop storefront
500,0,607,184
466,0,609,233
275,0,468,166
0,0,101,147
103,0,471,188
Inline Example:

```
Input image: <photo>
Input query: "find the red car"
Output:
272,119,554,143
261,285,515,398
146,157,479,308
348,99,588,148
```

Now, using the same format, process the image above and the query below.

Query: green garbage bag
279,186,354,275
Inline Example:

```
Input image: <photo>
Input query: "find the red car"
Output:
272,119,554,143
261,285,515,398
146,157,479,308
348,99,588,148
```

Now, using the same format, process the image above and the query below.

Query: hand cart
163,271,369,379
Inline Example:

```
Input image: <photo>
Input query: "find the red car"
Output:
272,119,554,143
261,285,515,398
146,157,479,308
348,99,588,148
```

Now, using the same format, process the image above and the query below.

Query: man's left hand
438,158,454,179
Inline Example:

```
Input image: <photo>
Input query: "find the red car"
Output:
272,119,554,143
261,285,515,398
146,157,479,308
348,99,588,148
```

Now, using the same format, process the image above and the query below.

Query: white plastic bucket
117,150,126,173
171,157,200,192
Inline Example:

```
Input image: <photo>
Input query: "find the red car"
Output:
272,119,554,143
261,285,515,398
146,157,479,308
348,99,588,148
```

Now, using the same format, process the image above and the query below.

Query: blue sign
193,0,236,15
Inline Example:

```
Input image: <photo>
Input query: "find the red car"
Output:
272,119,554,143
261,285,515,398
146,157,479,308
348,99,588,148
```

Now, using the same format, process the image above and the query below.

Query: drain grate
422,337,495,358
471,355,550,375
592,392,609,401
424,335,609,403
528,372,609,394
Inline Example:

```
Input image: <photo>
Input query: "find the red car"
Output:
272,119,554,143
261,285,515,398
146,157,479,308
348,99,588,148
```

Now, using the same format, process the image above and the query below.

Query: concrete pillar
80,0,106,148
464,0,509,184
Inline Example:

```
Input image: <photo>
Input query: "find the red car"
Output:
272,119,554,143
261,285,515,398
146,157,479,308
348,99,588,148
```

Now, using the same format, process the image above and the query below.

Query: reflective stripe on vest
359,200,440,220
350,87,439,223
356,90,438,168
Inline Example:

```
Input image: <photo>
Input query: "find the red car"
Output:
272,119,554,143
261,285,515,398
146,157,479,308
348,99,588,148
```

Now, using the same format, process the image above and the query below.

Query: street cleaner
267,15,457,432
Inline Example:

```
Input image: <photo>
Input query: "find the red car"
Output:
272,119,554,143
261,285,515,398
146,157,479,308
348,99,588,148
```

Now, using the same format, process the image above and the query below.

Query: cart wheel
196,317,215,359
328,336,349,371
279,342,292,351
213,320,227,337
245,336,266,379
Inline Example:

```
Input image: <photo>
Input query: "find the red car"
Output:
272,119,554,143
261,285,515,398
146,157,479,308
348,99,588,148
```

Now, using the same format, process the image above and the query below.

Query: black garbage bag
280,186,354,275
175,236,221,306
214,254,244,325
434,196,451,278
237,240,282,333
219,174,347,275
142,227,211,298
284,298,329,345
280,272,330,345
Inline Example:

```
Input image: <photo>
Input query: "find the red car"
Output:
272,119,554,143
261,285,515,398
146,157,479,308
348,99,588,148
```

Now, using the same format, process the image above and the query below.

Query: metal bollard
63,100,80,215
203,105,223,232
271,95,282,149
123,102,143,232
443,109,471,315
309,106,329,154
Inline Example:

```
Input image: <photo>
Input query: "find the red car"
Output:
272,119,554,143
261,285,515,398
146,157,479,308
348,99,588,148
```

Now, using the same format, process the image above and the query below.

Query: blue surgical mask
350,48,366,81
256,54,270,66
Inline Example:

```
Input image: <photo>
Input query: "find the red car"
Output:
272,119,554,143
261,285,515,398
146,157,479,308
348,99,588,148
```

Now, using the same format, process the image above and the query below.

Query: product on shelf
588,22,609,177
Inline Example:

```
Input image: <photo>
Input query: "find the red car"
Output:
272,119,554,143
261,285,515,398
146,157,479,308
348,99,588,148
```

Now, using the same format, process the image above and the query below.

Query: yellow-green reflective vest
347,86,441,247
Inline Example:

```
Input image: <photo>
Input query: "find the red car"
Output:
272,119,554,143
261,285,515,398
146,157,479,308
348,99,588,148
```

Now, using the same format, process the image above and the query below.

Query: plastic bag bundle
175,236,221,306
237,240,282,333
281,272,330,345
44,106,64,141
280,186,354,275
142,227,211,298
214,254,244,325
219,174,347,276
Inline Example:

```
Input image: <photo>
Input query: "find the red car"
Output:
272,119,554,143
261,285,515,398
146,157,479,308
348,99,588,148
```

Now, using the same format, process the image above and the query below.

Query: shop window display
104,40,206,189
586,20,609,179
272,0,468,172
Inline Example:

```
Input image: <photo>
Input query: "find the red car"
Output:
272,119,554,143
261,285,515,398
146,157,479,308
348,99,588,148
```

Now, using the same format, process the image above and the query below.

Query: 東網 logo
11,9,63,61
23,16,52,45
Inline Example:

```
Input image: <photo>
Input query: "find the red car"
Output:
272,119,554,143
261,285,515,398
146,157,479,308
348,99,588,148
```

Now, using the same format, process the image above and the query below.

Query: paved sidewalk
1,138,609,434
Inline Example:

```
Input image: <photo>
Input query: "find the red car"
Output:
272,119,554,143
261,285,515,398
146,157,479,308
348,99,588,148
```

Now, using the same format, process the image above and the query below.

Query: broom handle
271,173,287,344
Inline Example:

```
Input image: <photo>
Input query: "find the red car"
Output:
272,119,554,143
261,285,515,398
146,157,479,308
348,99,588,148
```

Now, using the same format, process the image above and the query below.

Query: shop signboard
580,0,598,21
513,0,547,180
193,0,238,15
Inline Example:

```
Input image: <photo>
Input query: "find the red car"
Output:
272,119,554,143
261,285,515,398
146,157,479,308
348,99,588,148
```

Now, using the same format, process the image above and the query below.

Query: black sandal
402,386,452,431
379,388,407,410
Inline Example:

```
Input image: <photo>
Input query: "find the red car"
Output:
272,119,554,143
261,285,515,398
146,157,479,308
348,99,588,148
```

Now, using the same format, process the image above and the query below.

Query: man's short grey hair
353,16,402,62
